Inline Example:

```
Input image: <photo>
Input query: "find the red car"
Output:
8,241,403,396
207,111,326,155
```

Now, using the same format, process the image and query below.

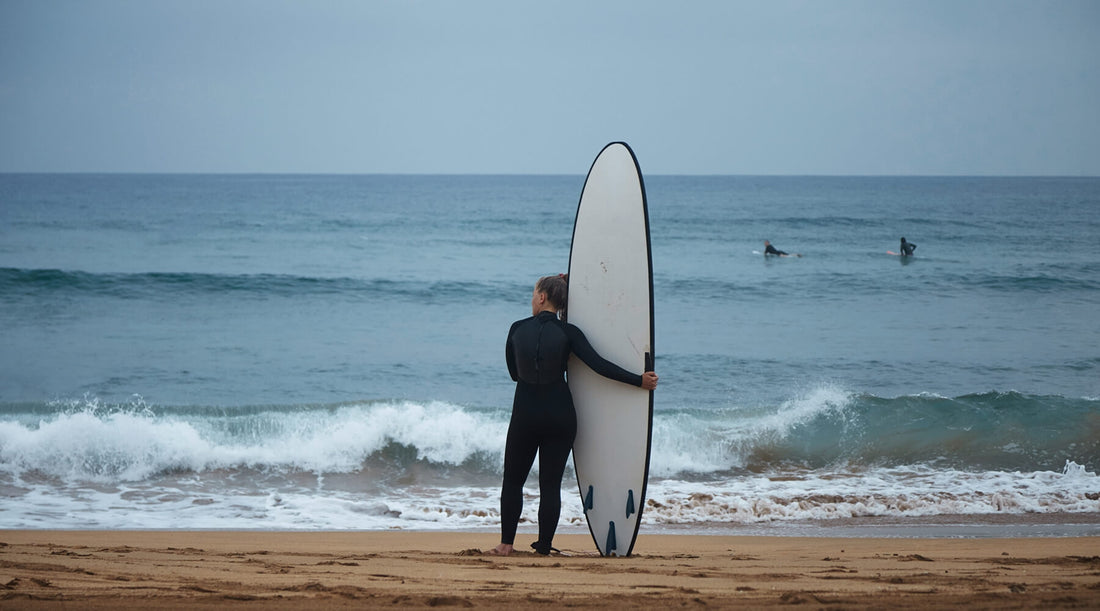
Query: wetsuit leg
500,396,539,546
533,384,577,555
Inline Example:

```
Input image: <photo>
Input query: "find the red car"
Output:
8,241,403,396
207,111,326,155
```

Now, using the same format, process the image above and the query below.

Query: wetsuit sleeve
563,323,644,387
505,320,521,382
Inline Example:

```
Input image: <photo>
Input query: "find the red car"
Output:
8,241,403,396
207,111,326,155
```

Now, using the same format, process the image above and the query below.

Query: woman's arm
564,323,644,387
505,320,521,382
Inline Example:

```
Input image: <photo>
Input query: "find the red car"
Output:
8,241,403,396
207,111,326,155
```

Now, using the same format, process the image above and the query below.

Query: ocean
1,173,1098,537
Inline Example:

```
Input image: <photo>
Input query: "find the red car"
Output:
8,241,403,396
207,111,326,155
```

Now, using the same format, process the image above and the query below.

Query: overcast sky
1,0,1097,175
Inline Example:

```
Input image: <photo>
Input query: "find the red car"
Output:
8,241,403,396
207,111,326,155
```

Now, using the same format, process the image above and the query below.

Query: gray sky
1,0,1097,175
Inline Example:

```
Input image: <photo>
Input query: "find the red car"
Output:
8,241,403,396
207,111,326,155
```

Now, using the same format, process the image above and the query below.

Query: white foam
4,460,1095,530
5,388,860,485
0,400,509,483
648,384,855,477
639,464,1100,524
0,411,212,481
744,384,855,439
3,392,1097,530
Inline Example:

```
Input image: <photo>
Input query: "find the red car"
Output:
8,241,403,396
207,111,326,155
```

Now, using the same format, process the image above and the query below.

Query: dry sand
1,530,1098,609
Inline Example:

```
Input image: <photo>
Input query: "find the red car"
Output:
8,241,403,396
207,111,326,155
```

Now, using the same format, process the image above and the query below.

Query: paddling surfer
764,240,799,257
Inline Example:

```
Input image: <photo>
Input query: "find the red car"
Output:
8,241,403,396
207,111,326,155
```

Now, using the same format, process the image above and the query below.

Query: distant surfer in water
899,237,917,256
489,274,658,557
764,240,799,257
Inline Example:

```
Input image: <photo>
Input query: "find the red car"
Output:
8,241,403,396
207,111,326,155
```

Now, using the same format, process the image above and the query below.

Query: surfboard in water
567,142,654,557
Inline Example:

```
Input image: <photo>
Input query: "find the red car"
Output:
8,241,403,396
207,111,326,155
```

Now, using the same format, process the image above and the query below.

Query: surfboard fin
584,485,594,511
626,489,635,518
605,521,617,556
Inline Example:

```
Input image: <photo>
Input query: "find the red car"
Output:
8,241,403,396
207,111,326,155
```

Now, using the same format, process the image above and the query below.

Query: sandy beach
1,531,1097,609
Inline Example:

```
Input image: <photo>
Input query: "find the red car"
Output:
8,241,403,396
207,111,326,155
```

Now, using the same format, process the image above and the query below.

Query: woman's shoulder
508,317,531,333
559,320,585,337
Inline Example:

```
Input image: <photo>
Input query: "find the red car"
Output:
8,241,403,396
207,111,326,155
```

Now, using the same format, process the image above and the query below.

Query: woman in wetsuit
489,274,658,556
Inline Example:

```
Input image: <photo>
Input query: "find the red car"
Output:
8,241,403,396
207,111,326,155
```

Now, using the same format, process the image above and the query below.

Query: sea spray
648,384,856,476
0,399,509,483
0,409,211,482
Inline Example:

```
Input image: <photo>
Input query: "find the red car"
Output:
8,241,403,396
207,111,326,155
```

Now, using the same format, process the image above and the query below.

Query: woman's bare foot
486,543,513,556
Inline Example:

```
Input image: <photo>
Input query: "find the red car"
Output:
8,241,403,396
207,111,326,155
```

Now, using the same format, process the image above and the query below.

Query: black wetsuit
764,244,787,256
900,239,917,256
501,310,642,554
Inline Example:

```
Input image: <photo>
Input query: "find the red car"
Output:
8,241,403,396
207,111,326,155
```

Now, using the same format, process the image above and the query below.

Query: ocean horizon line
2,171,1098,179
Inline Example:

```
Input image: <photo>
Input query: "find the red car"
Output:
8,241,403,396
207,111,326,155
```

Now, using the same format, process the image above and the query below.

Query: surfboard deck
567,142,654,557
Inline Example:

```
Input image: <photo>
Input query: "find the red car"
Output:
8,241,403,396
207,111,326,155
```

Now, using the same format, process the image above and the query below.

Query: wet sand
1,531,1098,609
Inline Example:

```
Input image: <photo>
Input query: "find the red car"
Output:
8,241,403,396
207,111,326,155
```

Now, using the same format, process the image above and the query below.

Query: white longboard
567,142,654,557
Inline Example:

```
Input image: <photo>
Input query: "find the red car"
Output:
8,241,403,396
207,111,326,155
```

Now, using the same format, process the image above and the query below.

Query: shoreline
11,510,1098,538
2,530,1098,609
645,512,1100,538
